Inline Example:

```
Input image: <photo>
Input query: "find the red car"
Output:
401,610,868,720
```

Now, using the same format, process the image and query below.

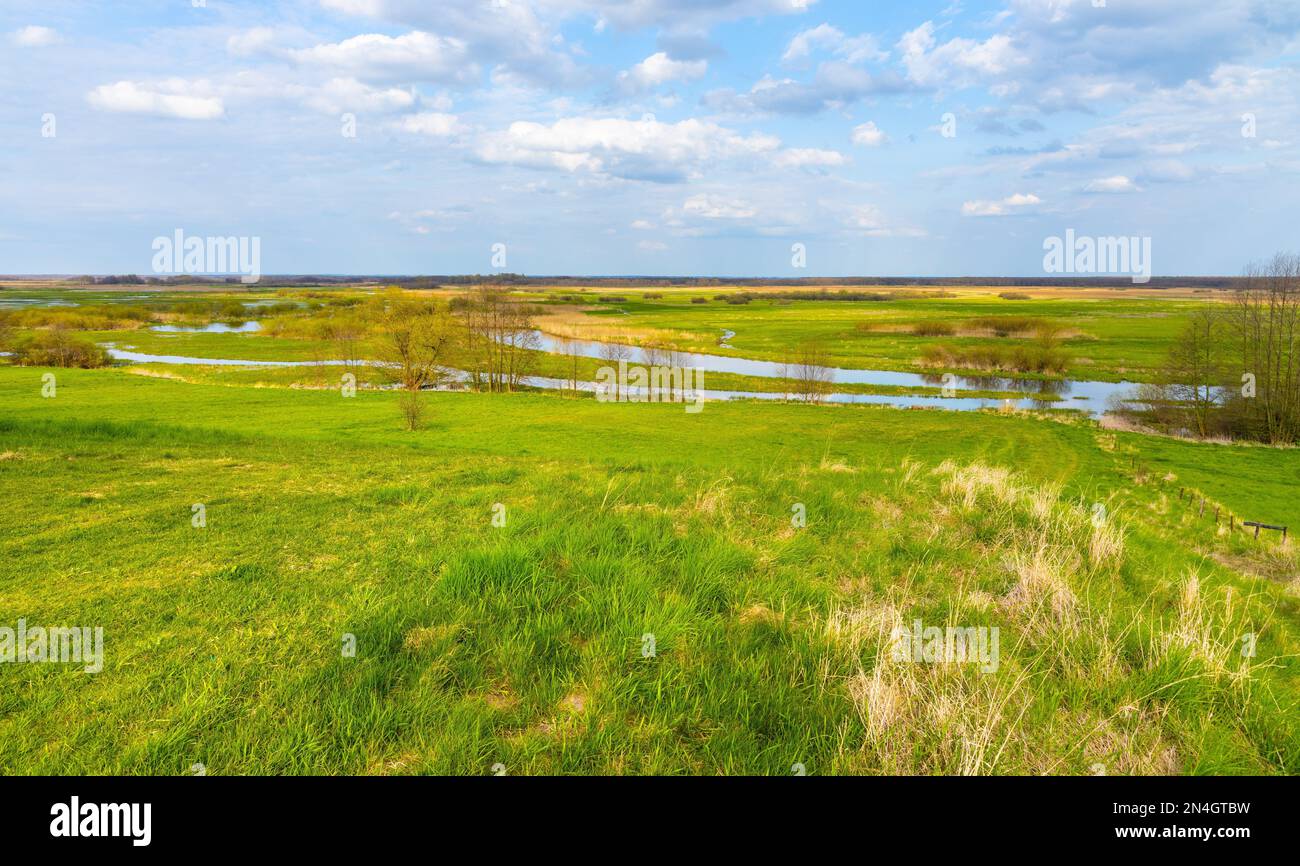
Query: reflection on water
0,298,79,308
105,346,334,367
152,321,262,334
526,330,1135,416
105,336,1136,416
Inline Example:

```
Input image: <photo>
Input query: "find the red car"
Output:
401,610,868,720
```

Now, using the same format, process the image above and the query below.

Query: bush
690,297,708,304
999,292,1031,300
10,331,111,368
965,316,1039,336
912,321,955,337
8,304,154,331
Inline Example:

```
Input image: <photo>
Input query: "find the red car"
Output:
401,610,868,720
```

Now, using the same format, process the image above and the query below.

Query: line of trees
1136,253,1300,443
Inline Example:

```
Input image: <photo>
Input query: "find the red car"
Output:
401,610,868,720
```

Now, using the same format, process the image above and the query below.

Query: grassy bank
1,366,1296,774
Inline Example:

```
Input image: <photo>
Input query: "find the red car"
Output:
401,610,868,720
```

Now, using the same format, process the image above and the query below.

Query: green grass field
539,292,1208,383
2,363,1297,775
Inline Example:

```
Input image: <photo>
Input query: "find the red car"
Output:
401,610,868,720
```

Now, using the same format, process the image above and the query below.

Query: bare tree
599,340,633,400
1164,307,1227,438
791,341,834,403
1231,253,1300,443
554,335,586,397
379,299,458,430
322,312,367,373
459,286,541,392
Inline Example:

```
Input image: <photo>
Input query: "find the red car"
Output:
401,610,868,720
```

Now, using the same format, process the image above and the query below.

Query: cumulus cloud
290,31,475,84
772,148,847,169
1084,175,1140,193
476,116,780,182
704,63,908,115
294,77,415,113
617,52,707,91
681,194,756,219
897,21,1025,90
87,80,225,120
399,111,465,136
318,0,586,88
227,27,276,56
961,193,1041,216
783,23,885,65
851,121,887,146
11,25,59,47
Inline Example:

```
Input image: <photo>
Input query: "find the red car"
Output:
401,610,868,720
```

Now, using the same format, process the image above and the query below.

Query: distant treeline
5,274,1248,290
385,275,1248,290
57,275,379,287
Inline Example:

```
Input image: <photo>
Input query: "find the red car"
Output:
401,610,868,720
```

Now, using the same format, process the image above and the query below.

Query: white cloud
898,21,1025,89
298,78,416,113
682,194,756,219
320,0,384,15
1085,175,1140,194
783,24,884,65
844,204,926,237
638,240,669,251
851,121,887,147
227,27,276,56
772,148,847,168
961,193,1040,216
290,31,474,84
86,80,225,120
11,25,59,47
703,62,907,116
399,111,465,136
476,116,780,182
618,52,707,91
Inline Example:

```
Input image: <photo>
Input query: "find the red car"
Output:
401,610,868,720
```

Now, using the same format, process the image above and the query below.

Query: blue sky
2,0,1298,276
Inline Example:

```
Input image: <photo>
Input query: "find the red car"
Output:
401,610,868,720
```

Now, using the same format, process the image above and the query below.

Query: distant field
528,291,1209,383
1,281,1224,383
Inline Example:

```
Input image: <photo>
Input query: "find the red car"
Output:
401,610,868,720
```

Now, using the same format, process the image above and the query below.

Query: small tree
599,340,633,400
1163,307,1227,437
791,342,834,403
379,300,458,430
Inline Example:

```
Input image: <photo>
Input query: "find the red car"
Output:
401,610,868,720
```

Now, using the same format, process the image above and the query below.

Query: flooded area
152,321,263,334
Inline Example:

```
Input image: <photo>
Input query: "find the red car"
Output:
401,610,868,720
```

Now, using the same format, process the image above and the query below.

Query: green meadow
1,361,1297,775
530,290,1209,383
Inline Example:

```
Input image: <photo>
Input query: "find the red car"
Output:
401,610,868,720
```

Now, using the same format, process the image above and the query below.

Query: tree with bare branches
458,286,541,392
379,298,458,430
1230,253,1300,443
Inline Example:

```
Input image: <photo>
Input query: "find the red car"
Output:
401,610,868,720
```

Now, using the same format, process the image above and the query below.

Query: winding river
106,326,1138,416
